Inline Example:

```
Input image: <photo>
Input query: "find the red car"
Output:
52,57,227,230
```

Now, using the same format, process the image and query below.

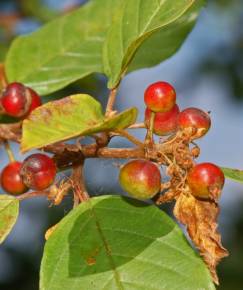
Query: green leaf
221,167,243,183
40,195,215,290
0,195,19,244
21,94,137,152
5,0,120,95
128,0,205,73
103,0,205,88
6,0,205,95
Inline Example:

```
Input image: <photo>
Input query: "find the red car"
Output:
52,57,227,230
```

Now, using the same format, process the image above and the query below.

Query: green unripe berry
119,159,161,200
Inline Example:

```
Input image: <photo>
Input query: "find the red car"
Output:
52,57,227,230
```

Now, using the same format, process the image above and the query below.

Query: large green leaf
221,167,243,183
5,0,120,95
0,195,19,244
128,0,205,73
6,0,205,95
21,94,137,152
103,0,205,88
40,195,215,290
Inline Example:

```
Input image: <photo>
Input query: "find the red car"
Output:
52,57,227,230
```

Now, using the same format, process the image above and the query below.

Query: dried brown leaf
173,193,228,285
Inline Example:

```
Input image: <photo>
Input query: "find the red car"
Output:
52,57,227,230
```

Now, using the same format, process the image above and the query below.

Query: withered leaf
173,193,228,285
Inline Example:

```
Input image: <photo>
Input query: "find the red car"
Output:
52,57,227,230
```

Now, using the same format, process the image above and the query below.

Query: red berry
119,159,161,199
144,81,176,112
145,104,180,136
23,87,42,117
178,107,211,139
0,83,41,118
187,163,225,199
20,154,56,190
0,82,31,117
27,88,41,112
1,161,28,195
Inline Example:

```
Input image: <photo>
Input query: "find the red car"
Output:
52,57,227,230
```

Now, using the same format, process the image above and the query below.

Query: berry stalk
3,140,15,163
105,87,118,117
145,110,155,145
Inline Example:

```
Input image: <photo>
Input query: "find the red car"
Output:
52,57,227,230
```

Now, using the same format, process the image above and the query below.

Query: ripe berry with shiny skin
187,163,225,200
145,104,180,136
0,82,41,118
1,161,28,195
178,107,211,139
119,159,161,199
20,153,56,190
0,82,29,117
22,87,42,117
144,81,176,113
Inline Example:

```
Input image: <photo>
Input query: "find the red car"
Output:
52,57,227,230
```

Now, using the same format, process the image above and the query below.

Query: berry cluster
119,81,224,201
144,81,211,138
0,82,57,195
1,153,56,195
20,153,57,191
0,79,226,283
1,81,224,204
0,82,41,118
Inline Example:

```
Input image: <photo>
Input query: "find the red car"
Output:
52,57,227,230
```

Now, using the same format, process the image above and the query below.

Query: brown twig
3,140,15,162
114,129,144,148
16,190,49,201
44,130,192,170
48,179,72,205
105,87,118,117
48,143,147,169
128,122,145,129
0,122,22,142
145,111,155,146
71,161,89,203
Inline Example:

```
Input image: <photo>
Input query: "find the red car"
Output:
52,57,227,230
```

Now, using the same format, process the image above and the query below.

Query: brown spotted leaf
0,195,19,244
21,94,137,152
173,193,228,285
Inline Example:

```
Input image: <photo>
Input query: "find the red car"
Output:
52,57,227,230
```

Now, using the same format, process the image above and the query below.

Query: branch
16,190,49,201
71,161,89,203
0,122,22,142
145,111,155,146
47,143,146,168
45,140,176,171
3,140,15,162
105,87,118,117
128,122,145,129
114,129,144,148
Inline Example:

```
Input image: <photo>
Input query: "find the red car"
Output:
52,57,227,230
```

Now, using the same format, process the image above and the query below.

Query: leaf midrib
0,199,16,214
117,0,196,84
90,200,125,290
138,0,195,37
